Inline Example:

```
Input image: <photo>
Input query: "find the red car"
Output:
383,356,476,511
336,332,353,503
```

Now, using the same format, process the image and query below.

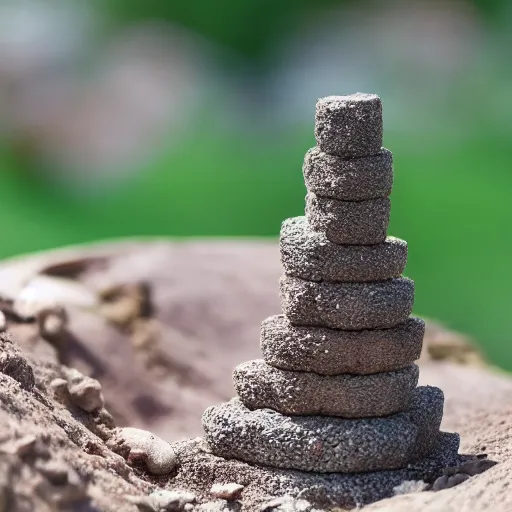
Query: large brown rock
0,240,510,511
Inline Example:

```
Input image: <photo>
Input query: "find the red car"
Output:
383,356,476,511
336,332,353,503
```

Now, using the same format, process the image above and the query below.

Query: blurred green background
0,0,511,368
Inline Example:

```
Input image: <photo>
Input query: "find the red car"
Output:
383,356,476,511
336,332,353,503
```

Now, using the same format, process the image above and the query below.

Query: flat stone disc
306,192,390,245
261,315,424,375
173,433,461,510
314,94,383,158
233,360,419,417
280,217,407,282
303,147,393,201
280,275,414,330
202,386,444,473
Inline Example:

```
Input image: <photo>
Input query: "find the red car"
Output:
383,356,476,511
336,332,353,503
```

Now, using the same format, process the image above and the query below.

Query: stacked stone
202,94,459,478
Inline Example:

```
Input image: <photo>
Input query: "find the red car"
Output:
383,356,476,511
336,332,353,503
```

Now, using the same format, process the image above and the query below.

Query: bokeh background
0,0,511,368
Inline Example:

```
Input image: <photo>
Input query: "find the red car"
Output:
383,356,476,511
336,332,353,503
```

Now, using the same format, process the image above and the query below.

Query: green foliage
98,0,508,60
99,0,340,59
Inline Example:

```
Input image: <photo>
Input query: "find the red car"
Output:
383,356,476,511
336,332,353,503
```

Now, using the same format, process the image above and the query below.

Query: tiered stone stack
201,94,460,505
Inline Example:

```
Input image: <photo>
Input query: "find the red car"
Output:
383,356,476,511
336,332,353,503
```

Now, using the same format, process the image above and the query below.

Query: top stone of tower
315,93,383,158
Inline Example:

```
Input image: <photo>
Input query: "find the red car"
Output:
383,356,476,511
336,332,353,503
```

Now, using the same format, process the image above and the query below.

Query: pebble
112,427,177,475
65,369,104,413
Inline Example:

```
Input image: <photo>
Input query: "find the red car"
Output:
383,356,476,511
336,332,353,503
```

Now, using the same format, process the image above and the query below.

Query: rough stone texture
314,94,383,158
0,241,510,511
65,367,105,412
260,315,424,375
203,386,445,473
280,275,414,330
280,217,407,283
0,332,153,512
0,351,36,391
303,146,393,201
306,192,390,245
172,434,461,511
234,360,419,417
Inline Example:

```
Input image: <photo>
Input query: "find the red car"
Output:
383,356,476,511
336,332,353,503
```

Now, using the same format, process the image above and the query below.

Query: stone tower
200,93,460,508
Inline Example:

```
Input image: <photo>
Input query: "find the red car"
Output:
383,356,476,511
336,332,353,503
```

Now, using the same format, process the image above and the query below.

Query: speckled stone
260,315,424,375
314,94,383,158
174,433,462,509
306,192,390,245
280,275,414,330
233,360,419,418
303,147,393,201
202,386,444,473
280,217,407,283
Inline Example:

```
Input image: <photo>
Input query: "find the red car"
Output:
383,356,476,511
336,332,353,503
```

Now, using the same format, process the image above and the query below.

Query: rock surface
306,192,390,245
280,275,414,329
0,240,510,511
314,94,383,157
260,315,424,375
280,217,407,283
233,360,419,417
303,147,393,201
203,386,446,473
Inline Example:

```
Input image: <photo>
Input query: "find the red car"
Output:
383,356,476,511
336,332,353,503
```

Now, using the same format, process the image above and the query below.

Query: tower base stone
170,433,462,510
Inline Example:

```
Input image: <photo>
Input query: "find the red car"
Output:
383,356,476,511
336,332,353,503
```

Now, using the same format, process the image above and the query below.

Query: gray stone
303,147,393,201
260,315,424,375
233,360,419,418
202,386,444,473
279,275,414,330
173,434,462,510
306,192,390,245
280,217,407,283
314,94,383,158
